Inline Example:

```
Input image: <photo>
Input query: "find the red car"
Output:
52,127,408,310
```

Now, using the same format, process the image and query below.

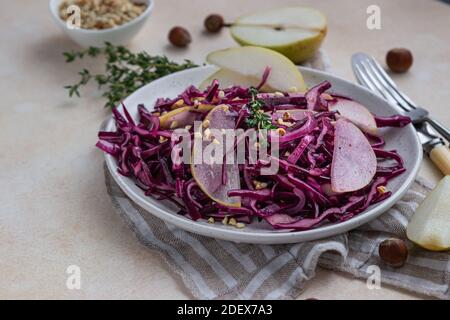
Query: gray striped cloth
104,166,450,300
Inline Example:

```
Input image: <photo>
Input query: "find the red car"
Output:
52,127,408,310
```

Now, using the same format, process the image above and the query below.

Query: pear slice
329,97,377,135
159,105,214,129
206,46,307,92
406,176,450,251
331,119,377,193
199,68,274,92
191,105,241,207
230,7,327,63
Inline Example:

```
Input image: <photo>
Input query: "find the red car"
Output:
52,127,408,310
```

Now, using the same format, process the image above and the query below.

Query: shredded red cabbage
97,78,411,231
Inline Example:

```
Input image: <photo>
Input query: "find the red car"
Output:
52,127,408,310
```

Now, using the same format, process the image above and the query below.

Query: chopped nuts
253,180,268,190
228,218,237,226
377,186,387,194
204,128,212,140
276,128,286,136
222,216,229,225
207,217,215,223
235,222,245,229
159,136,168,143
321,93,333,101
276,118,294,127
212,138,221,145
203,119,210,128
59,0,147,30
218,90,225,99
222,216,246,229
184,125,192,130
274,91,284,97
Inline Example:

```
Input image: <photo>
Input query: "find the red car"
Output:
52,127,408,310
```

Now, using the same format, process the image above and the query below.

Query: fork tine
353,53,408,112
358,60,403,107
364,58,415,112
361,60,410,112
353,64,378,92
368,57,417,109
354,63,391,101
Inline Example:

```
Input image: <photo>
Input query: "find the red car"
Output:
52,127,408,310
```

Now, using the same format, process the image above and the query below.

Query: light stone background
1,0,448,299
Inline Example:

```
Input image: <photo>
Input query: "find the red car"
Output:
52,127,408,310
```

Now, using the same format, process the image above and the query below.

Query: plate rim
103,65,422,244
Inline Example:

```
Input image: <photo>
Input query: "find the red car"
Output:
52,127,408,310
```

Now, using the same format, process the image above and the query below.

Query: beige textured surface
1,0,448,299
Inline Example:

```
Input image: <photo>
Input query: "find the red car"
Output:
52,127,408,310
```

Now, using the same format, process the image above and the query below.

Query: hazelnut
378,238,408,267
204,14,225,33
168,26,191,48
386,48,413,73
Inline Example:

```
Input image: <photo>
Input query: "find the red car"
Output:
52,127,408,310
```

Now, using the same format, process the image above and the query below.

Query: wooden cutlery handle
429,144,450,175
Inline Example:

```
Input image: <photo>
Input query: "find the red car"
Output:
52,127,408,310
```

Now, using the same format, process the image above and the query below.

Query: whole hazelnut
204,14,225,33
386,48,413,73
168,26,191,48
378,238,408,267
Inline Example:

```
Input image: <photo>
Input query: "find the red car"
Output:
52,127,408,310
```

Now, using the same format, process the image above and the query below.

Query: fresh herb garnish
245,87,277,130
63,42,198,108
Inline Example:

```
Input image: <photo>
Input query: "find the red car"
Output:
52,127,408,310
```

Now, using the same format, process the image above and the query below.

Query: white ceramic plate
103,66,422,244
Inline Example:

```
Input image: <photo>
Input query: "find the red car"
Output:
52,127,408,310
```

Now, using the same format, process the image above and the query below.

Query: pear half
206,46,306,92
406,176,450,251
230,7,327,63
199,68,272,92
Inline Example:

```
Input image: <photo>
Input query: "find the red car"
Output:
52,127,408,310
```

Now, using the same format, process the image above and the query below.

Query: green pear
206,46,306,92
406,175,450,251
230,7,327,64
199,68,273,92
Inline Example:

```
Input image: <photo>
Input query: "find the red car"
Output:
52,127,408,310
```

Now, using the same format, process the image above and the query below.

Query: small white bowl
49,0,153,48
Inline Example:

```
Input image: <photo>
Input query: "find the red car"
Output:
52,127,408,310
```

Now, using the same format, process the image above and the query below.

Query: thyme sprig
63,42,198,108
245,87,277,130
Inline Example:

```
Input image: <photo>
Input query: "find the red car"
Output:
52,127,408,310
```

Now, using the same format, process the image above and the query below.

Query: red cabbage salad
97,74,411,231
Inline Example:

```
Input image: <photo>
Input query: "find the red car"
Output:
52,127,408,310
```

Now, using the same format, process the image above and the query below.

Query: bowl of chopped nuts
49,0,153,48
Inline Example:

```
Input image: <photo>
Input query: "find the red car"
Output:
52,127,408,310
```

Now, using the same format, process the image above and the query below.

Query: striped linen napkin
104,168,449,300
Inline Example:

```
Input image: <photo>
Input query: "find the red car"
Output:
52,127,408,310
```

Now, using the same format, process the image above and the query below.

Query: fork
352,53,450,142
352,52,450,175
